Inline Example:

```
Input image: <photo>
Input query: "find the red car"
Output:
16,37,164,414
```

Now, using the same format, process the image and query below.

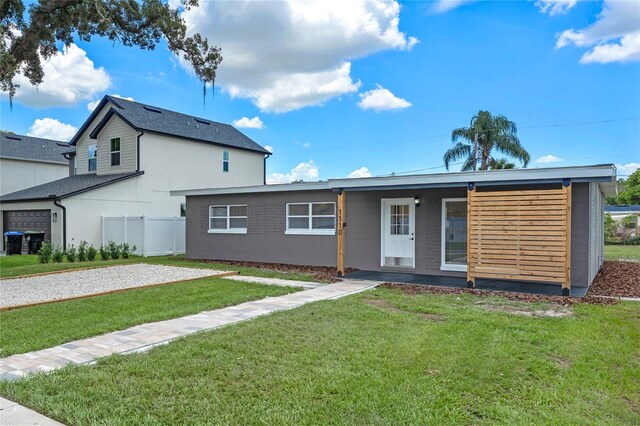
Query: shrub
52,246,65,263
107,241,121,260
121,243,137,259
87,245,97,261
66,245,77,262
77,241,88,262
37,242,53,264
99,245,110,261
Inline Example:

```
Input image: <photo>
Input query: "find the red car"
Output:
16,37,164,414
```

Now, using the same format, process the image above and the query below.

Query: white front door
381,198,415,268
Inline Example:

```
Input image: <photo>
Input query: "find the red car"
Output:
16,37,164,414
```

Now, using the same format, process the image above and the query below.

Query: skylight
143,106,162,113
5,135,21,141
195,118,210,125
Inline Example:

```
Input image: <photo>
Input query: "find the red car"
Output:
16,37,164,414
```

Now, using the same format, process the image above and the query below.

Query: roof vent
195,118,210,125
143,106,162,113
5,135,21,141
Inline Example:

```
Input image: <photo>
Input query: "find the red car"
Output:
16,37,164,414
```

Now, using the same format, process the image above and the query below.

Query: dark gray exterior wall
186,190,337,266
184,182,594,288
344,187,467,277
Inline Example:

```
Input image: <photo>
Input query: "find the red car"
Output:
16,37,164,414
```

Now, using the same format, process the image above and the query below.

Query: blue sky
2,0,639,182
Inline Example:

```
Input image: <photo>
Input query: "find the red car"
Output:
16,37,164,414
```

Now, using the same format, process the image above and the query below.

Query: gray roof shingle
1,132,69,164
0,172,142,202
84,96,270,154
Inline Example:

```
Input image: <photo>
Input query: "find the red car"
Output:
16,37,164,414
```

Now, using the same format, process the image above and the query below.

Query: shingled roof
1,132,68,164
0,172,142,202
75,95,270,155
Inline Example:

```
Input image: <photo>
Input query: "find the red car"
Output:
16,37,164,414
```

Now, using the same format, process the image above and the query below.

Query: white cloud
179,0,417,113
232,116,265,129
555,0,640,64
616,162,640,177
535,154,564,164
347,166,372,178
267,160,320,184
87,94,134,111
535,0,579,16
431,0,478,13
7,44,111,108
264,145,274,153
27,118,78,141
357,84,411,112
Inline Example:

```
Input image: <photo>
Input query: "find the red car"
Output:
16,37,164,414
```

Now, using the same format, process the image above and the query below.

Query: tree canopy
1,0,221,103
443,110,530,171
607,169,640,205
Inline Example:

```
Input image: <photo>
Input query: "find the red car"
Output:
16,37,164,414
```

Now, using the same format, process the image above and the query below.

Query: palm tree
443,110,530,171
488,157,515,170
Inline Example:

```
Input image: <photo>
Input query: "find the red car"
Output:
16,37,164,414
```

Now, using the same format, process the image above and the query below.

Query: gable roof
74,95,270,155
0,172,142,202
1,132,68,164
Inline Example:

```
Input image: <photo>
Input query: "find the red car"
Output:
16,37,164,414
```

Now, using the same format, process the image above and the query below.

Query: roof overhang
171,164,617,198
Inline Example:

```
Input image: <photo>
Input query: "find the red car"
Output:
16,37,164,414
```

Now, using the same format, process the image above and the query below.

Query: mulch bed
382,283,618,306
184,259,356,283
587,261,640,298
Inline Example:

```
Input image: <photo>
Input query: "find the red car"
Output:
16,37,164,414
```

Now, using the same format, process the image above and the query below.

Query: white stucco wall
0,158,68,195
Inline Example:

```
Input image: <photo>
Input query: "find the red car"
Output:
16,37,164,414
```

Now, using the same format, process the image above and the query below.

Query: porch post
337,190,346,277
563,179,572,296
466,183,475,288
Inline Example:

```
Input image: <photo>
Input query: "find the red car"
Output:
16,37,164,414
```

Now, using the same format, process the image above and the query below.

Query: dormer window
111,137,121,166
223,150,229,172
88,144,97,172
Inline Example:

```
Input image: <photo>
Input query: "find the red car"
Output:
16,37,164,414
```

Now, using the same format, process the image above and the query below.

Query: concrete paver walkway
0,280,378,381
0,397,64,425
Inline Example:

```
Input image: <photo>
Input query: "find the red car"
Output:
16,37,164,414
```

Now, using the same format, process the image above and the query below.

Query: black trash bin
24,231,46,254
4,232,24,255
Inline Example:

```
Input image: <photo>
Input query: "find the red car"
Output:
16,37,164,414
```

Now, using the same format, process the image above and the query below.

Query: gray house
172,164,617,296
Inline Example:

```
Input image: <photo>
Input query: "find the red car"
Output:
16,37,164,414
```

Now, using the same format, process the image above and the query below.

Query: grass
0,254,318,281
0,277,298,357
1,288,638,425
605,244,640,261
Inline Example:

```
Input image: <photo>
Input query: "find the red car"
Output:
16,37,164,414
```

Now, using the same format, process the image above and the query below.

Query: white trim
110,137,121,167
208,204,247,233
380,198,416,269
285,202,336,236
441,197,468,272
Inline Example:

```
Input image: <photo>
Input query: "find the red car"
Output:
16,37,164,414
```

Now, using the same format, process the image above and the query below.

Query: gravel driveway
0,264,232,308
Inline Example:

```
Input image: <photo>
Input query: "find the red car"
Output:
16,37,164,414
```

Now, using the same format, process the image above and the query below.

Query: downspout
136,130,144,172
53,198,67,250
264,154,271,185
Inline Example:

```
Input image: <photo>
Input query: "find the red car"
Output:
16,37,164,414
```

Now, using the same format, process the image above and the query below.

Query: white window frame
285,202,336,235
208,204,247,234
110,137,121,167
222,150,229,173
441,198,468,272
88,144,97,172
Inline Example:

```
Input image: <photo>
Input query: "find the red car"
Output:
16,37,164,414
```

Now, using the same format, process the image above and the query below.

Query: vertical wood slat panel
468,187,569,286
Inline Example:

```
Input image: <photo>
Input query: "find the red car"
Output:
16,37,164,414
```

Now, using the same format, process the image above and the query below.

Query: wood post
563,180,572,296
337,191,346,277
466,184,476,288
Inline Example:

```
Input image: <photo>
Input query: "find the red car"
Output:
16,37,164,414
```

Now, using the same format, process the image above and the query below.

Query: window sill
285,229,335,236
440,264,468,272
208,229,247,234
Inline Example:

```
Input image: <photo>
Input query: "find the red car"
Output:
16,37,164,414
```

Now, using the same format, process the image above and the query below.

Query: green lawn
2,288,638,425
605,244,640,261
0,277,298,357
0,254,318,282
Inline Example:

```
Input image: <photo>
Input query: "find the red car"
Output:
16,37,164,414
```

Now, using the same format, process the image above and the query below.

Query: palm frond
443,142,471,171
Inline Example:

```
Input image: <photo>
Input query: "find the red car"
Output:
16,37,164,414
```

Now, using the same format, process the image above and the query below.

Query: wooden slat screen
467,188,570,285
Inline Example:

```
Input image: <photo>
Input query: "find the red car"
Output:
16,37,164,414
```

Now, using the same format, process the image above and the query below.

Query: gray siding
571,183,590,288
95,115,137,175
344,188,466,276
186,190,337,266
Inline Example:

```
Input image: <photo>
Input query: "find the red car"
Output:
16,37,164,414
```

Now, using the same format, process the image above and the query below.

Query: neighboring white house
1,133,69,196
0,95,270,249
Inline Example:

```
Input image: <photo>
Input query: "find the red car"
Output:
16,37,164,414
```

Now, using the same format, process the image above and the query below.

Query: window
208,205,247,234
222,150,229,172
180,203,186,217
110,138,121,166
286,202,336,235
88,144,97,172
390,204,410,235
441,198,467,272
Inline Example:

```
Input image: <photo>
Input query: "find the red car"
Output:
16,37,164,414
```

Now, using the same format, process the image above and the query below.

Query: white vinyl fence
101,216,185,257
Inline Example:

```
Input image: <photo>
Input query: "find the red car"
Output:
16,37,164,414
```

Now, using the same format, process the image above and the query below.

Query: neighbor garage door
3,210,51,252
